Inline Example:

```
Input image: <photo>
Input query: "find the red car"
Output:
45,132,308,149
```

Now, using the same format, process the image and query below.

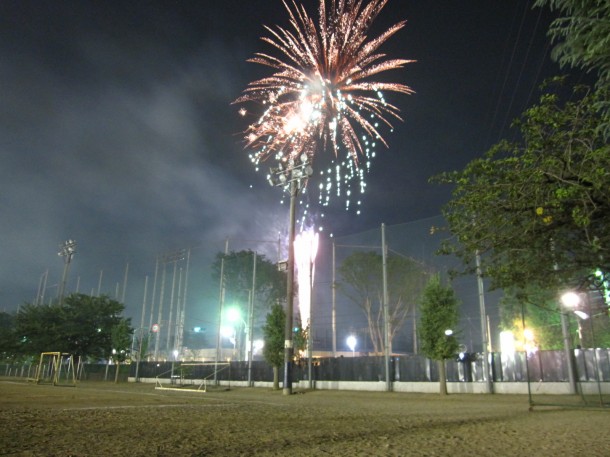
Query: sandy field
0,379,608,456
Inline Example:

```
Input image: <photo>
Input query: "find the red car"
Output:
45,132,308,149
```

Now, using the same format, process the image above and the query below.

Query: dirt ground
0,379,608,457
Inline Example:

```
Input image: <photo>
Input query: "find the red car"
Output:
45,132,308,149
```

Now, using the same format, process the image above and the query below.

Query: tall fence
325,216,501,357
2,349,609,398
126,350,609,384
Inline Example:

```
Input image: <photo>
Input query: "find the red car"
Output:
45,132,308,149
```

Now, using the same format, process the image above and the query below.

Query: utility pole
381,224,391,392
57,239,77,305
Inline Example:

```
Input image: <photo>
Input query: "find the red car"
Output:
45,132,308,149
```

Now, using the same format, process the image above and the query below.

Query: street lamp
559,291,579,394
268,153,313,396
57,239,77,305
561,291,590,345
225,306,247,360
346,335,357,357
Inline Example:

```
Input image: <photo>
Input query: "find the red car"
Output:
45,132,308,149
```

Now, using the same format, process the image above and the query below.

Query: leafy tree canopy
0,311,19,362
212,250,286,312
535,0,610,134
419,275,460,361
536,0,610,87
16,294,132,360
500,287,565,350
262,302,285,369
111,319,133,363
433,82,610,294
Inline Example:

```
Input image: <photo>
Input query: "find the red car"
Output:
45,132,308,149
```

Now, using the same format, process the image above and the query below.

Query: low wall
130,377,610,395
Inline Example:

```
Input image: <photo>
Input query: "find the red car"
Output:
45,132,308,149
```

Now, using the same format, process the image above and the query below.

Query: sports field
0,379,608,456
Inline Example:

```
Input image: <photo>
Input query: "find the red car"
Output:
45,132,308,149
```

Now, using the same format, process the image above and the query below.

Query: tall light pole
560,291,582,395
57,239,77,305
475,251,493,394
248,252,257,387
267,154,313,395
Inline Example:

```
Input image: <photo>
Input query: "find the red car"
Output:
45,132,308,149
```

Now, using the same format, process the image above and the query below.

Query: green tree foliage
0,311,19,362
419,275,460,395
15,294,132,360
500,288,565,350
338,251,429,354
212,250,286,313
262,302,285,390
433,83,610,295
419,276,460,360
536,0,610,87
111,318,133,383
535,0,610,135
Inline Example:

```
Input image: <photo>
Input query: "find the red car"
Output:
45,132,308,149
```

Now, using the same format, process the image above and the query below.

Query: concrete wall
131,377,610,395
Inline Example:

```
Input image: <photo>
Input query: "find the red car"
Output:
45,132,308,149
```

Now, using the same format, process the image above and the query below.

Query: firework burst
236,0,414,212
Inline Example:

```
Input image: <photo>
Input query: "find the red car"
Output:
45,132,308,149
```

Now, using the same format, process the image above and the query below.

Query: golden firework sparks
236,0,414,211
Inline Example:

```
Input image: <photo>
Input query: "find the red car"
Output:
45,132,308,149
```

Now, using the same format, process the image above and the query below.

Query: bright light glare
444,329,453,336
220,326,234,338
346,335,357,351
500,331,515,354
295,228,319,328
226,307,242,323
253,339,264,352
561,291,581,309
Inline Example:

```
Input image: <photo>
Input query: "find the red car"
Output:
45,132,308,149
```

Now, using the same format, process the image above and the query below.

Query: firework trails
236,0,413,212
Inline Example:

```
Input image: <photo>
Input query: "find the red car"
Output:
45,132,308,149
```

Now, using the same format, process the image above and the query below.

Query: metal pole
97,270,103,297
332,241,337,357
40,269,48,306
283,179,298,395
154,264,166,361
57,239,76,305
214,239,229,384
176,249,190,357
307,256,314,389
135,275,148,382
381,223,391,392
121,262,129,303
248,252,256,387
560,311,578,393
475,251,493,393
148,258,159,345
173,268,183,354
166,260,178,355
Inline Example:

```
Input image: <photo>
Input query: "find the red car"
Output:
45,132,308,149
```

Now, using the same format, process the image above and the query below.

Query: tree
535,0,610,137
0,311,19,362
111,319,133,383
536,0,610,89
499,288,565,350
212,250,286,314
433,83,610,296
15,294,132,361
419,275,460,395
338,251,429,354
262,303,285,390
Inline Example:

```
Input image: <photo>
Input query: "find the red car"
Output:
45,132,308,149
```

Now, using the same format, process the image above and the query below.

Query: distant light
226,307,242,323
346,335,357,352
561,291,581,309
220,326,234,338
500,331,515,354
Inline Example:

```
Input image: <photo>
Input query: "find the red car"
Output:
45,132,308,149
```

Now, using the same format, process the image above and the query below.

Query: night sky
1,0,562,347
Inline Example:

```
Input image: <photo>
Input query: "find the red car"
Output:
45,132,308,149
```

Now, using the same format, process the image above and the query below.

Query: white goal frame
154,362,230,393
